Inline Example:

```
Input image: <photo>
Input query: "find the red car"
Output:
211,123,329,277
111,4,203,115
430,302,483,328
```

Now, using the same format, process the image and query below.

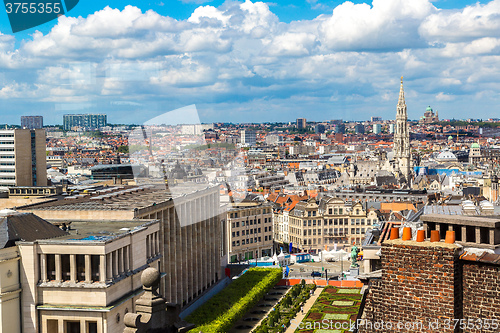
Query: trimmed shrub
186,268,282,333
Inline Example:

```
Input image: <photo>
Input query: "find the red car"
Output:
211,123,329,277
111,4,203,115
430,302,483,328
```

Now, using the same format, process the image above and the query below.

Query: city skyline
0,0,500,125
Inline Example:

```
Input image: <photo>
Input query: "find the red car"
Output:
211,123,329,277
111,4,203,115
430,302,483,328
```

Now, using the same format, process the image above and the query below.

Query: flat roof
34,219,159,244
18,184,216,212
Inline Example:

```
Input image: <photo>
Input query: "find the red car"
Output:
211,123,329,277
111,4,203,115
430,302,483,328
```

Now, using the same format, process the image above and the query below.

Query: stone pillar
100,255,106,283
41,254,47,283
462,226,467,243
85,255,91,283
106,253,113,281
55,254,62,283
70,254,77,283
475,227,481,244
490,229,495,245
113,251,119,277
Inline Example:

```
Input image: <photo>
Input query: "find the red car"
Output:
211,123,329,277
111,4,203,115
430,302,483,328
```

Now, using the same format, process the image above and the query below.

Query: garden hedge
186,268,282,332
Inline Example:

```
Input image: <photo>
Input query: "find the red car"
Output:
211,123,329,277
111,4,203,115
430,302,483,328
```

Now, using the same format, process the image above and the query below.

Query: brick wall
358,240,462,333
462,262,500,333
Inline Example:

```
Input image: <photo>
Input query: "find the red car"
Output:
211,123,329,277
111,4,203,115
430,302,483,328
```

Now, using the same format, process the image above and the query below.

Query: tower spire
398,76,405,106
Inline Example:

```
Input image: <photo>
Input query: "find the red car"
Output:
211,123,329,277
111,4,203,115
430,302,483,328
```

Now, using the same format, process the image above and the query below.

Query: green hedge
186,268,282,333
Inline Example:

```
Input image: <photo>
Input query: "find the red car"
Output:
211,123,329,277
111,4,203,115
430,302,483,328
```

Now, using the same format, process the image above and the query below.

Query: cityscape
1,1,500,333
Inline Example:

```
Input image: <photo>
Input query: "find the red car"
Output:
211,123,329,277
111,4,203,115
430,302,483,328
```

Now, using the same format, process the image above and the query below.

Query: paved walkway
285,287,323,333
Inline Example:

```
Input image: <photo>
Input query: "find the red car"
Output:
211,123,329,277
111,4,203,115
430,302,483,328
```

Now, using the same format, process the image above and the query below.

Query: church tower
393,77,411,183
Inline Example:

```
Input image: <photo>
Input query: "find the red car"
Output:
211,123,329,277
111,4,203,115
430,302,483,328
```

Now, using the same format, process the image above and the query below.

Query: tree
117,145,129,154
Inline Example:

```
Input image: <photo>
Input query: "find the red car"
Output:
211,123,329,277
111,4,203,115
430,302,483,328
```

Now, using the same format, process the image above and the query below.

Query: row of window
231,226,271,237
0,148,14,151
232,235,271,247
231,217,270,228
229,208,272,218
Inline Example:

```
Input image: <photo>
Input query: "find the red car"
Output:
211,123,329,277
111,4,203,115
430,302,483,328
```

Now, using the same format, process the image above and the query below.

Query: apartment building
0,129,47,187
227,199,273,263
275,196,379,253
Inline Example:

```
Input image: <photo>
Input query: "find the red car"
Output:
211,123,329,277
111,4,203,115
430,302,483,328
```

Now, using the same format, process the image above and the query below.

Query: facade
21,116,43,129
393,77,411,183
296,118,306,129
278,196,378,254
240,130,256,146
227,201,273,263
372,123,381,134
63,114,107,131
19,185,224,308
18,218,160,333
370,116,382,122
0,129,47,187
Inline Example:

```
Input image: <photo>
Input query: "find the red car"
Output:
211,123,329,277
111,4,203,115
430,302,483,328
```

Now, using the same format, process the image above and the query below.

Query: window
264,227,267,232
318,229,321,235
339,208,343,214
308,211,311,217
236,222,239,227
232,241,235,247
313,211,316,216
258,228,261,233
329,208,332,214
313,220,316,226
303,221,307,227
258,219,261,224
318,220,321,226
232,232,235,237
66,321,81,333
308,221,311,226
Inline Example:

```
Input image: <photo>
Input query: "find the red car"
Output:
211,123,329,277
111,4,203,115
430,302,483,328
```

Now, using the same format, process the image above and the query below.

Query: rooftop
17,184,215,212
36,219,158,244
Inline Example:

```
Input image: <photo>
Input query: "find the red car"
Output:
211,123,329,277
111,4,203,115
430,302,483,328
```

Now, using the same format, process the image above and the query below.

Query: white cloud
319,0,435,51
436,92,455,101
420,0,500,43
1,1,500,123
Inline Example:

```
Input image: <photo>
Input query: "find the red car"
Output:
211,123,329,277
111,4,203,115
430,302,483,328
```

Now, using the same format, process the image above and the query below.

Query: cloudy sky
0,0,499,125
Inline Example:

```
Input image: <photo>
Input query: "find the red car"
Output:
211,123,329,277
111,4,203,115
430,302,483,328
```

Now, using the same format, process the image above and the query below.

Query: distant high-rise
0,129,47,186
371,116,382,122
334,123,345,134
63,114,107,131
296,118,306,129
21,116,43,129
240,129,256,146
373,124,382,134
355,124,364,134
314,124,326,134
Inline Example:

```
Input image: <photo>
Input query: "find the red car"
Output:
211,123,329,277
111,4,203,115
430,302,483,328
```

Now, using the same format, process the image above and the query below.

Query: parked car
311,271,322,277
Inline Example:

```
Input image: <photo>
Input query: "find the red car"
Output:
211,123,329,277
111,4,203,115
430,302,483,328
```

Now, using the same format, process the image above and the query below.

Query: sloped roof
0,212,68,248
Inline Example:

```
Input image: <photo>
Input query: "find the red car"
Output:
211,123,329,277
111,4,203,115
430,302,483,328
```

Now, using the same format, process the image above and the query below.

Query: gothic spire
398,76,405,106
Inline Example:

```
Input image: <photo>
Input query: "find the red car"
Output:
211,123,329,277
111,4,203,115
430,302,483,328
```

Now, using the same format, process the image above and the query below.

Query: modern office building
240,129,256,146
354,124,365,134
21,116,43,129
63,114,107,131
371,116,382,122
334,123,345,134
0,129,47,187
314,124,326,134
373,123,382,134
296,118,306,129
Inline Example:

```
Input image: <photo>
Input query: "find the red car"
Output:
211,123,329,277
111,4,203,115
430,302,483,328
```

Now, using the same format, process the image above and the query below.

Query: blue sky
0,0,498,125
